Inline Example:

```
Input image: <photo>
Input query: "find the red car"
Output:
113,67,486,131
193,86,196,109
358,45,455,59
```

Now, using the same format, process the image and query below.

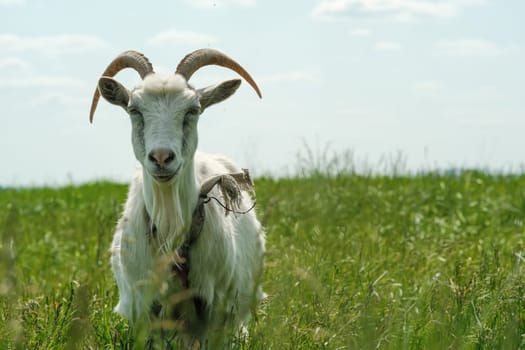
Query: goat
89,49,266,348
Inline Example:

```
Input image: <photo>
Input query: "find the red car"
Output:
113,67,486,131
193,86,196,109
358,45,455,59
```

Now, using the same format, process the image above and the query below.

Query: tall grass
1,166,525,348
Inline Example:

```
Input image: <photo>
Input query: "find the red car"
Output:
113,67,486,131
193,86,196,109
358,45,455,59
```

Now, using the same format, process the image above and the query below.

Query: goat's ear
197,79,241,111
98,77,130,109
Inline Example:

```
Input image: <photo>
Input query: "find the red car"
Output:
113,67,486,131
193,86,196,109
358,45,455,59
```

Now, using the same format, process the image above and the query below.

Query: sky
1,0,524,186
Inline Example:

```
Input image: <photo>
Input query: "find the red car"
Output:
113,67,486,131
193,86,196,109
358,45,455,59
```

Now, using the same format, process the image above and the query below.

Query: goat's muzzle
148,148,181,183
149,148,175,168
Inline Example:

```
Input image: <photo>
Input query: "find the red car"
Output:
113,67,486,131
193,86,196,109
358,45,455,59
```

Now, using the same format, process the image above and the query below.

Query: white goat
89,49,266,348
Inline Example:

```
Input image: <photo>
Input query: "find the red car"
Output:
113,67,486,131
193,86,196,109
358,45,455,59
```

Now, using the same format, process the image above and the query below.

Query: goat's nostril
148,149,175,167
148,152,157,163
165,152,175,164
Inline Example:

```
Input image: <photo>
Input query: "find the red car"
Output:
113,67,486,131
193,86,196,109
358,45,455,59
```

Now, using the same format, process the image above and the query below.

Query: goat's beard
144,167,197,256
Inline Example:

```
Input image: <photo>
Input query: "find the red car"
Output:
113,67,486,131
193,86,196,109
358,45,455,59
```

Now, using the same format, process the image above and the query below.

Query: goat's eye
128,107,142,116
185,107,200,118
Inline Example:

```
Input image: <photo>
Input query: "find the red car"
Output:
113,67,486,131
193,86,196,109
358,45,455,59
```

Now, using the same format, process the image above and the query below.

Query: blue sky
1,0,524,185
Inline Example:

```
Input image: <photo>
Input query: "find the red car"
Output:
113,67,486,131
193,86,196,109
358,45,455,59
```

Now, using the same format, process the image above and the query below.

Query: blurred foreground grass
1,171,525,349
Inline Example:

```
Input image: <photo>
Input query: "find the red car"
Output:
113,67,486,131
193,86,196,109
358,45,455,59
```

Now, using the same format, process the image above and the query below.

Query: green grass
1,172,525,349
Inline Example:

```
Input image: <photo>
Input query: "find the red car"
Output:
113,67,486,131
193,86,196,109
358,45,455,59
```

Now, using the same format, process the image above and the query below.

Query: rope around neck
203,195,256,215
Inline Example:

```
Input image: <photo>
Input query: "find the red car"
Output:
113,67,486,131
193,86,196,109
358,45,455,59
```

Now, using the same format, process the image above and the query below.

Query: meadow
1,167,525,349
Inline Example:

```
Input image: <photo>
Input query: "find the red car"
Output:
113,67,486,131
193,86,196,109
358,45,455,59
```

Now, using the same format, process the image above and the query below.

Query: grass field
1,169,525,349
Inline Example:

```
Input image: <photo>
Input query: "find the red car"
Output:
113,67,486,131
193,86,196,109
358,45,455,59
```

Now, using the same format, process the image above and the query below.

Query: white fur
107,74,265,348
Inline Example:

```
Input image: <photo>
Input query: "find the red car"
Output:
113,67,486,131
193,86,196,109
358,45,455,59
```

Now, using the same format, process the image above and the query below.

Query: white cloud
349,28,371,37
413,81,443,96
0,57,30,70
148,29,217,47
0,76,86,89
259,71,317,84
0,0,24,5
0,34,108,54
374,41,401,51
30,92,86,107
435,38,511,56
414,81,442,91
186,0,255,9
311,0,484,20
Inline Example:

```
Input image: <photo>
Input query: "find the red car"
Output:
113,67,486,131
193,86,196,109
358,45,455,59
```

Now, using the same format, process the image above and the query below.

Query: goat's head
89,49,261,184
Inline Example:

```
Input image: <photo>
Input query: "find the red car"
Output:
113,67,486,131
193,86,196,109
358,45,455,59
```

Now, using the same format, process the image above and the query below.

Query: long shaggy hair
142,160,198,256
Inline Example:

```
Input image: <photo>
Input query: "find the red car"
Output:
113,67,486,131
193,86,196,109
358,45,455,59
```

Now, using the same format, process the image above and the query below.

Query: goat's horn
89,50,154,123
175,48,262,98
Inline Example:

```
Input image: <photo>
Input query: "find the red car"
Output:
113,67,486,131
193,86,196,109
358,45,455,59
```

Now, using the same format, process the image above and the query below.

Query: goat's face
97,73,243,184
129,75,199,183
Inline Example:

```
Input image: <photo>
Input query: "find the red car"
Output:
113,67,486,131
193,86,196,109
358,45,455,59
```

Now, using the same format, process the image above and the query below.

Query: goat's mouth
152,164,182,183
154,173,175,183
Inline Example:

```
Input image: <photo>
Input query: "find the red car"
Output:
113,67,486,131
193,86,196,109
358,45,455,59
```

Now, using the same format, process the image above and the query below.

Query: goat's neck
142,160,198,253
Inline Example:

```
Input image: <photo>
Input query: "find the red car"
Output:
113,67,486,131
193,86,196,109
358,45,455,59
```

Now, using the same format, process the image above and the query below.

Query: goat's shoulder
194,151,240,182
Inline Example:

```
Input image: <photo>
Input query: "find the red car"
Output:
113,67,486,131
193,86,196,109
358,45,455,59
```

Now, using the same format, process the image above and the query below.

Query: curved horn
175,48,262,99
89,50,154,123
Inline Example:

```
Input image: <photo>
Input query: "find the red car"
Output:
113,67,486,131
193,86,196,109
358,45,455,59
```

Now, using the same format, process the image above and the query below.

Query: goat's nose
148,148,175,168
